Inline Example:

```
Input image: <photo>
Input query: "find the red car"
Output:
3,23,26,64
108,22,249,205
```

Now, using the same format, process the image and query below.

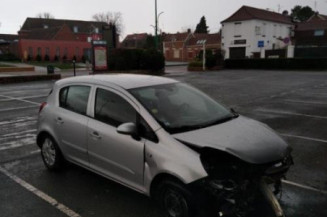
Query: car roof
55,74,179,89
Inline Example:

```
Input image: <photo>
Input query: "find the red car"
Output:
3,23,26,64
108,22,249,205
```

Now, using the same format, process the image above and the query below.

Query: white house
221,6,295,59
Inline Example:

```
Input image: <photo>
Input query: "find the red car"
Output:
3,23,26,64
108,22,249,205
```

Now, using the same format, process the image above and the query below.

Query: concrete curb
0,67,35,73
0,74,61,84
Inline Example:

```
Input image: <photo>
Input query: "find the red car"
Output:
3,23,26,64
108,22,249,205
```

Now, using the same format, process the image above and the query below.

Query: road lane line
0,94,40,105
281,134,327,144
282,180,327,195
0,105,38,112
0,166,81,217
283,99,327,105
256,108,327,119
0,95,48,102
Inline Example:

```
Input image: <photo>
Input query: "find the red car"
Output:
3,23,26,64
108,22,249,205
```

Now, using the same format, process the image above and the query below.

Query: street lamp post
155,0,158,50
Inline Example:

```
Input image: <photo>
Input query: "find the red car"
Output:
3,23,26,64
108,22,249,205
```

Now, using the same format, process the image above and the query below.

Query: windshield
129,82,234,134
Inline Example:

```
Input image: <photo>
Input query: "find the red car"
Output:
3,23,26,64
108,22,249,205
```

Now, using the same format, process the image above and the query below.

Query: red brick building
186,33,221,60
18,18,106,61
163,31,221,62
294,13,327,58
163,32,191,62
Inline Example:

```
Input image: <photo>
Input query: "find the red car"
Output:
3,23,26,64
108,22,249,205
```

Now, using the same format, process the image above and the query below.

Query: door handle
56,117,64,125
90,131,101,140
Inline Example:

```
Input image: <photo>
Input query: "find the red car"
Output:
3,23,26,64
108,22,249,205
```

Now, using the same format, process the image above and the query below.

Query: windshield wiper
170,114,238,134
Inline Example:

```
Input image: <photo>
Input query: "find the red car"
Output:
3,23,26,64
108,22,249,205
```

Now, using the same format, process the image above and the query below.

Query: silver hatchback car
37,74,292,217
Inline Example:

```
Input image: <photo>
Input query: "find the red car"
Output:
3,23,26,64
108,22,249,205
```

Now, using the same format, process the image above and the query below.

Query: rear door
56,85,91,166
87,87,145,190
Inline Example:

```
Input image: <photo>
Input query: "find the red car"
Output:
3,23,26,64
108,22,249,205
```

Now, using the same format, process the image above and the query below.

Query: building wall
163,41,186,62
19,39,91,61
222,20,293,59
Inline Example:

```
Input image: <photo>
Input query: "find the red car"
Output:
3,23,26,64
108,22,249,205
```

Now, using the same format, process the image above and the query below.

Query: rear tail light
39,102,47,113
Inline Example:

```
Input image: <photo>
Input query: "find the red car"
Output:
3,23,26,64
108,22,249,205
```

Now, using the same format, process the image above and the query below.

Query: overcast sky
1,0,327,38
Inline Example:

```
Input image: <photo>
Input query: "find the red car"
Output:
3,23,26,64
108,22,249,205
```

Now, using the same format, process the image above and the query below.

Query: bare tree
92,12,123,35
37,12,55,19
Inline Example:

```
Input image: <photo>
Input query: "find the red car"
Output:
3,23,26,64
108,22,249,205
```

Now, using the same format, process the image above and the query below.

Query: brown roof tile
187,33,221,46
163,32,190,42
296,20,327,31
21,17,107,34
222,6,293,24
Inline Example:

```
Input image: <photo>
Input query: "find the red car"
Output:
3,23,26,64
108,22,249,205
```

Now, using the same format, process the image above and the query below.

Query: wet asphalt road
0,69,326,217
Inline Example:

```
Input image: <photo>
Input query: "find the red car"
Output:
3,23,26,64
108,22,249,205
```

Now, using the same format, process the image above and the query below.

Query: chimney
187,28,191,33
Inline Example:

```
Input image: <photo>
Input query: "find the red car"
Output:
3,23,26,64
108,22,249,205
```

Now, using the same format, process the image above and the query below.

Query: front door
88,87,145,189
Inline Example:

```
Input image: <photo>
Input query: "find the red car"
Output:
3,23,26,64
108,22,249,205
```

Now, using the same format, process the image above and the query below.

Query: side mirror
117,122,137,135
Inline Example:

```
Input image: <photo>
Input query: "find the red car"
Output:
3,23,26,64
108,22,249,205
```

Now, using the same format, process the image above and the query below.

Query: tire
41,136,64,171
156,179,197,217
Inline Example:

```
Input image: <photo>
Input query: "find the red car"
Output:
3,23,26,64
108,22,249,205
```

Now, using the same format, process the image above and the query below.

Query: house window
43,25,48,29
37,47,42,56
73,26,78,33
314,30,325,36
45,48,50,56
234,22,242,37
28,47,33,57
64,48,68,57
273,25,277,37
75,47,80,57
255,26,261,35
56,47,60,57
173,49,180,58
95,28,99,33
262,23,267,37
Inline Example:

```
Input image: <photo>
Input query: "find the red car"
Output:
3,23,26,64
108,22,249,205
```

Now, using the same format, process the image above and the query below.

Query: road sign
258,40,264,48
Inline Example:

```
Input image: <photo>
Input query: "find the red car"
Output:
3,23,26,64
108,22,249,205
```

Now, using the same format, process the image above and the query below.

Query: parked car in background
37,74,293,217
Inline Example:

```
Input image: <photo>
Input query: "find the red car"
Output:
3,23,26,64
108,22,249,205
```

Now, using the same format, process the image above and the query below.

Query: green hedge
108,49,165,72
224,58,327,70
0,53,20,61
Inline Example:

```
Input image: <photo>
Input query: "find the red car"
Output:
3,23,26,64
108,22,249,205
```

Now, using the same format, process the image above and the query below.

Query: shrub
36,54,42,62
188,61,203,68
0,53,20,61
224,58,327,70
44,54,50,61
54,55,59,61
108,48,165,73
62,55,67,61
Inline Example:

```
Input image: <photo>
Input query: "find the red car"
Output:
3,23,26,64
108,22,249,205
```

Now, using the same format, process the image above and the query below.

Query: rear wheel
41,136,64,171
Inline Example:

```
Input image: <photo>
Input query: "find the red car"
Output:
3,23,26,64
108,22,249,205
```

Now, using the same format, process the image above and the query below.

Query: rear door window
59,85,90,115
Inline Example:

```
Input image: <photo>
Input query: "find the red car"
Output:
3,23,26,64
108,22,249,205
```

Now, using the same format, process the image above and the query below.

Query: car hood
173,116,289,164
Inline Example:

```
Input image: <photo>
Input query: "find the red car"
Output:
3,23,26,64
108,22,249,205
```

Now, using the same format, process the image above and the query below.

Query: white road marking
30,149,41,155
281,134,327,144
257,108,327,119
0,116,36,126
283,99,327,105
0,129,37,138
0,95,48,102
0,94,40,105
0,105,38,112
0,166,81,217
283,180,327,195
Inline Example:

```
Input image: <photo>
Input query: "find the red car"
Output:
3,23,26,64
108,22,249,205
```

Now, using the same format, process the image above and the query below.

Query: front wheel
156,180,196,217
41,136,64,171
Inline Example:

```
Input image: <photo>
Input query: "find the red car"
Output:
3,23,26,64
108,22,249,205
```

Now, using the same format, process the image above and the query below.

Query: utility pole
155,0,158,50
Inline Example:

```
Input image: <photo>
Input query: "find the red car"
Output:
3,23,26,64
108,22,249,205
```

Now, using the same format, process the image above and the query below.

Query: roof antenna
314,1,317,11
278,4,281,13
